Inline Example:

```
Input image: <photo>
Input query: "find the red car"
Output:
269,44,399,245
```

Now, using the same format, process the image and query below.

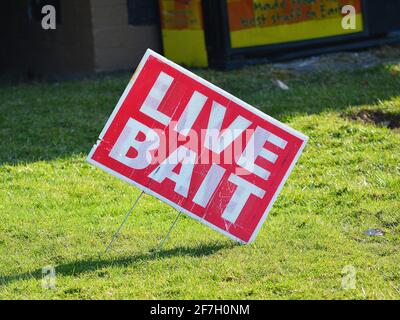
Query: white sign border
87,49,309,244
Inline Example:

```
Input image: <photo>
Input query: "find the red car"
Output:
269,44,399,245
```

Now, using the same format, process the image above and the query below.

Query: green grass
0,60,399,300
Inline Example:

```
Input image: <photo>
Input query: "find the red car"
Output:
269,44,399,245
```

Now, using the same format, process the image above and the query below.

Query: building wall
1,0,162,79
0,1,18,74
34,0,94,77
90,0,162,73
1,0,95,79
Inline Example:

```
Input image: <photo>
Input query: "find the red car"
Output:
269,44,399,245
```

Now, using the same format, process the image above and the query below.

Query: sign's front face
88,50,308,243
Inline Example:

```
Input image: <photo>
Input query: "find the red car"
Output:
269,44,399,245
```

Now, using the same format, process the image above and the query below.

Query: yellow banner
160,0,208,67
227,0,364,48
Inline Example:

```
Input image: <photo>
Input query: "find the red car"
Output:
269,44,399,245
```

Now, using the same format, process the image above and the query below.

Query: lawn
0,53,399,299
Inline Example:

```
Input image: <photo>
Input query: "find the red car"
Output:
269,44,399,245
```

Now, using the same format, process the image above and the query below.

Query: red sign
88,49,308,243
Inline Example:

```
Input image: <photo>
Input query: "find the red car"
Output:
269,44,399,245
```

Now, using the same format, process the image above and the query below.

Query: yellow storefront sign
160,0,208,67
227,0,364,48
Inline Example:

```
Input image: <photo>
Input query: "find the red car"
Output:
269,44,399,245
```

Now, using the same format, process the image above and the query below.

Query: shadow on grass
0,241,237,287
0,64,399,165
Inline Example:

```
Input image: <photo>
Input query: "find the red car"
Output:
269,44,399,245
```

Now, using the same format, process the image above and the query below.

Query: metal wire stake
156,211,182,252
102,190,144,256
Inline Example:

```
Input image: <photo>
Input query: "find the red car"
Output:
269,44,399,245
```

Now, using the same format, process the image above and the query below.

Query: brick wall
1,0,162,78
90,0,162,73
1,0,95,79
